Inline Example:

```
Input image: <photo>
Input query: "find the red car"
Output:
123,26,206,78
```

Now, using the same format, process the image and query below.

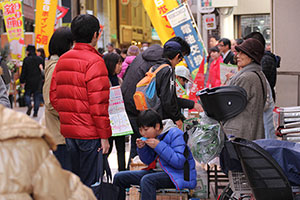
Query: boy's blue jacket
137,127,197,190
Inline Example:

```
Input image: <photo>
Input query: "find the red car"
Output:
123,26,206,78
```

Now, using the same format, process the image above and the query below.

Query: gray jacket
0,77,10,108
224,62,267,140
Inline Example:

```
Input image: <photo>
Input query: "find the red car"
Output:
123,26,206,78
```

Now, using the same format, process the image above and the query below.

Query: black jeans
108,136,126,171
53,144,72,171
65,138,101,187
127,115,141,168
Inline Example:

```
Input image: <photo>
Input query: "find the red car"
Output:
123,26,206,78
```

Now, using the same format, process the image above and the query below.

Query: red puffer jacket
50,43,112,139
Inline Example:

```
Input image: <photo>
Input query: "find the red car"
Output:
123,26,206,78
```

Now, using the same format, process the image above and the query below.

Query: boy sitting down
113,109,197,200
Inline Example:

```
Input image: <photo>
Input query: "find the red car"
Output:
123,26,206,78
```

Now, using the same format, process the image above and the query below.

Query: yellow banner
142,0,178,44
1,1,25,60
35,0,58,57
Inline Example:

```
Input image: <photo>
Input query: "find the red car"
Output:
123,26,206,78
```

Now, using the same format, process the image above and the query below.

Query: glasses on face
218,44,225,47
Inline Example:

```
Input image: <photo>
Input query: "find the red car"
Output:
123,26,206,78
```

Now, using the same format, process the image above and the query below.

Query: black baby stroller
196,86,300,200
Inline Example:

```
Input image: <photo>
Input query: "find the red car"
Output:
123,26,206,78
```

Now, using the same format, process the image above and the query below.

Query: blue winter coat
137,127,197,190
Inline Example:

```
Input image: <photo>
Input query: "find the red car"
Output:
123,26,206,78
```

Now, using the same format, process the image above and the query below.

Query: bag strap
253,71,267,104
152,64,169,75
183,131,190,181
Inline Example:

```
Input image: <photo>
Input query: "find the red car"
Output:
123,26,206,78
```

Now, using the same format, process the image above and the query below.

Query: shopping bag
91,151,119,200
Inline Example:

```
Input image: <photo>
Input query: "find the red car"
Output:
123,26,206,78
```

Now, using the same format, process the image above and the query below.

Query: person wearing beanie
223,38,267,140
118,45,140,79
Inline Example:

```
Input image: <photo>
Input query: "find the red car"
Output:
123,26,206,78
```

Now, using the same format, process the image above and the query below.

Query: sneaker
26,106,32,116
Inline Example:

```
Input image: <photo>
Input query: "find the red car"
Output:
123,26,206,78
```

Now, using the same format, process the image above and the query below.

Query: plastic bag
184,113,224,164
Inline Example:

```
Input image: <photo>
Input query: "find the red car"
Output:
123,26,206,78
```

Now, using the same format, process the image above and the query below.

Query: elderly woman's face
236,51,252,68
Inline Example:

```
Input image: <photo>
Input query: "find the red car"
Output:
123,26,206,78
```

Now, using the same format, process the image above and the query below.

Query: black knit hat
235,38,264,64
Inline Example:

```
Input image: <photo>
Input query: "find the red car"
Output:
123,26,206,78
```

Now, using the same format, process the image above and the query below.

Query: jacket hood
161,119,177,134
124,56,136,65
142,44,163,62
0,105,56,150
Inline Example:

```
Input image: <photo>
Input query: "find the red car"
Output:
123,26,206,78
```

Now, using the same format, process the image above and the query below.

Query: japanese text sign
166,4,207,76
142,0,178,44
108,86,133,136
1,1,25,60
35,0,58,57
203,14,216,30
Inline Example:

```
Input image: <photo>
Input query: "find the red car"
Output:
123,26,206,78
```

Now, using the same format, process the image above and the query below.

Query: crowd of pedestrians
0,12,283,200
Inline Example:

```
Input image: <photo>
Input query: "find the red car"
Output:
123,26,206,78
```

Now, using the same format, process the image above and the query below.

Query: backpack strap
152,64,170,75
183,131,190,181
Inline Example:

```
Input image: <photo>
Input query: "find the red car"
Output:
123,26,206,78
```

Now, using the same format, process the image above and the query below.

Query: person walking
50,14,111,187
43,27,73,170
20,44,43,117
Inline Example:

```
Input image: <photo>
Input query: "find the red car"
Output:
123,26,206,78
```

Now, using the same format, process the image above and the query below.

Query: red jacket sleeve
85,59,112,139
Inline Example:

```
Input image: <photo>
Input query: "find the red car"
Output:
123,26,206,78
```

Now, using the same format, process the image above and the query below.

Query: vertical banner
1,1,25,60
35,0,58,57
166,4,207,77
166,4,208,102
142,0,179,44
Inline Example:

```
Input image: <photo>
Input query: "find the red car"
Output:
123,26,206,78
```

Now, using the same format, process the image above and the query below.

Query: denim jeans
113,170,175,200
24,89,40,113
66,138,101,187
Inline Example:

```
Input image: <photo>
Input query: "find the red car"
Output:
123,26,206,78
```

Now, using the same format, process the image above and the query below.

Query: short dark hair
243,32,265,48
210,34,220,41
97,47,105,54
209,46,220,53
26,44,36,56
49,27,73,57
168,36,190,56
219,38,231,49
235,38,244,45
71,14,100,43
103,53,122,76
137,109,163,130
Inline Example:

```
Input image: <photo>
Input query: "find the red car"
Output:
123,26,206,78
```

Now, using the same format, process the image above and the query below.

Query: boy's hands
136,138,146,148
136,138,160,149
145,138,159,149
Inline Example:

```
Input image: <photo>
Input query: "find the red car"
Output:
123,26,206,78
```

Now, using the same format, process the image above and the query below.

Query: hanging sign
1,1,25,60
35,0,58,57
203,14,216,30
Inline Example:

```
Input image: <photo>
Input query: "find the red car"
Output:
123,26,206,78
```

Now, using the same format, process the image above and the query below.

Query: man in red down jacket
50,14,111,187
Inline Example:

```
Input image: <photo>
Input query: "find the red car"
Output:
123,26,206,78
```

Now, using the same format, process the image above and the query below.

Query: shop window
239,14,270,43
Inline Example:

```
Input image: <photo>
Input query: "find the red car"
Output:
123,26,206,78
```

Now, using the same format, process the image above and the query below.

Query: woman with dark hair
206,46,223,88
103,52,126,172
37,48,46,67
43,26,73,170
